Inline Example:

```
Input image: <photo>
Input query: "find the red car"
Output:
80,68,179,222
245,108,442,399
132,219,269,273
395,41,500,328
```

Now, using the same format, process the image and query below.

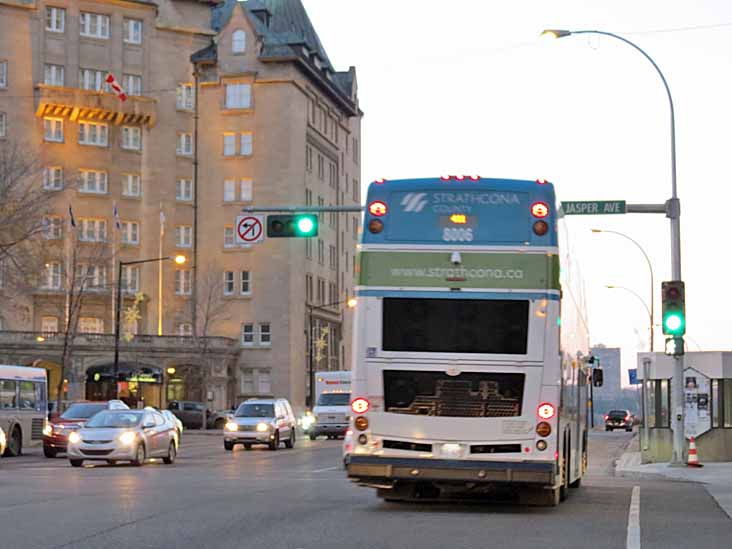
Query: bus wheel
4,426,22,457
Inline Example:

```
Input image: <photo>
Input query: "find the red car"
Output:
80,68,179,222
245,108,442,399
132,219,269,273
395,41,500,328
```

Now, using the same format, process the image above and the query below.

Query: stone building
0,0,362,412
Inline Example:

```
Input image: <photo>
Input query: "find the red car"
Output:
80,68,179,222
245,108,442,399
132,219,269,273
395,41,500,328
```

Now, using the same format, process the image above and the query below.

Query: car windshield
60,403,107,420
85,411,143,429
235,403,274,418
317,393,350,406
608,410,628,418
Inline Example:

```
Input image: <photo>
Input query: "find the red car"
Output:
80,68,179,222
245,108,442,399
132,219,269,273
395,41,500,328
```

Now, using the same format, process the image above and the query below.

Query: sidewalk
615,446,732,519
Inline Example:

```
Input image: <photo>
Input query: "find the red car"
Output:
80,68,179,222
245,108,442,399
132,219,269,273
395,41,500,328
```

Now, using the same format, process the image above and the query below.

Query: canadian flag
105,72,127,102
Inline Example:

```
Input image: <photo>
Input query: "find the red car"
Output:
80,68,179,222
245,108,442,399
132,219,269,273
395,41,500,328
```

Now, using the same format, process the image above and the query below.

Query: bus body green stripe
358,251,560,290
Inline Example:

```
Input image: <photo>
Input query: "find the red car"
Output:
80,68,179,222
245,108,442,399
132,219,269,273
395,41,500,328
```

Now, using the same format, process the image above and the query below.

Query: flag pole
158,204,164,336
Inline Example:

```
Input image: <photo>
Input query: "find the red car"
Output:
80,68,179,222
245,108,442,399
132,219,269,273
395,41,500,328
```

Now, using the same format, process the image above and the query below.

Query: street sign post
560,200,627,215
235,214,264,245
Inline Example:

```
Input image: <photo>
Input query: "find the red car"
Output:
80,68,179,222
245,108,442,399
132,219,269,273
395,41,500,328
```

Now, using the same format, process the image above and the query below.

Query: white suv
224,399,297,451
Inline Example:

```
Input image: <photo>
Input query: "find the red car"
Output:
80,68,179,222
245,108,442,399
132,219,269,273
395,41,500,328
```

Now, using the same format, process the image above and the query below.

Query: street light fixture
113,255,187,398
592,229,655,351
307,297,357,409
542,28,686,465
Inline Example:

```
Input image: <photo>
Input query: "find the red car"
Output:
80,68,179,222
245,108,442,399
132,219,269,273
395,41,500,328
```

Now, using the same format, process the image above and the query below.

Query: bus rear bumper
347,455,555,486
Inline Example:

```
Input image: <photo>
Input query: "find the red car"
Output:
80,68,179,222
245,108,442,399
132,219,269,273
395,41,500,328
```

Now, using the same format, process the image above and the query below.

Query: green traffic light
663,312,685,335
295,215,317,236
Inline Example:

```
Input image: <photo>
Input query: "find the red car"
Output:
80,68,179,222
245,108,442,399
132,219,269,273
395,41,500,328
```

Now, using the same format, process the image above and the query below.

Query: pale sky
303,0,732,384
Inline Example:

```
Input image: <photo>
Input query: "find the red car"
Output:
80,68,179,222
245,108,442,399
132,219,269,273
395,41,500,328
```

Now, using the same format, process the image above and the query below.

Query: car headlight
256,422,270,432
225,422,239,432
68,431,81,444
43,423,53,437
0,430,6,446
119,431,137,445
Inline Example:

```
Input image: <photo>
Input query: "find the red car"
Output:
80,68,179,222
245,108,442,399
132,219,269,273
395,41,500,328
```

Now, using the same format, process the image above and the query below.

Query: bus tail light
531,202,549,218
537,402,555,420
374,178,387,184
368,201,387,216
536,178,548,185
368,219,384,234
533,220,549,236
354,416,369,431
351,397,370,414
536,422,552,437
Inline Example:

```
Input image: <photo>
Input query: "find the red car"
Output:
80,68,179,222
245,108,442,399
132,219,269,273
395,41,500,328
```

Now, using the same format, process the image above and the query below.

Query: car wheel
107,460,117,466
224,440,234,451
131,444,146,466
69,459,84,467
269,432,279,451
163,442,177,465
605,427,611,432
626,427,632,432
243,443,252,450
284,430,295,449
214,419,225,430
43,446,57,459
4,427,22,457
309,433,317,441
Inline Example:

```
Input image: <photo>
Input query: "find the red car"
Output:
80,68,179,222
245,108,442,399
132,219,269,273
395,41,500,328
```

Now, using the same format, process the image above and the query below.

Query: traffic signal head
665,336,685,356
266,214,318,238
661,280,685,336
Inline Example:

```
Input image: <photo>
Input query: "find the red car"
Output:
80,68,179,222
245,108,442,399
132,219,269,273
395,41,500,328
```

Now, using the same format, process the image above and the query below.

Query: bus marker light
533,220,549,236
536,178,548,185
536,440,548,451
357,434,368,445
368,201,387,216
455,175,465,181
374,178,387,184
440,175,451,181
531,202,549,218
449,214,467,224
469,175,481,181
537,402,555,420
536,422,552,437
354,416,369,431
368,219,384,234
351,397,370,414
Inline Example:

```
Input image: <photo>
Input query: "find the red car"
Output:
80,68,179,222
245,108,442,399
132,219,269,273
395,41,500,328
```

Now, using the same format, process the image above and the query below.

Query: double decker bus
346,176,592,506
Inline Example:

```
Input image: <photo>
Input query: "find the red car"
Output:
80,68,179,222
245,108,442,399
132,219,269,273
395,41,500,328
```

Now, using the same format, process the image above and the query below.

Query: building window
79,317,104,334
44,117,63,142
80,12,110,39
176,83,194,110
177,133,192,156
79,169,108,194
123,74,142,96
240,178,253,201
177,323,193,336
43,167,63,190
329,245,336,270
121,266,139,292
176,178,193,201
225,83,251,109
240,133,253,156
175,226,192,248
78,121,108,146
223,133,236,156
175,270,192,295
232,29,246,53
224,179,252,201
42,262,61,289
41,316,58,335
224,180,235,201
353,178,359,202
352,216,358,239
645,379,671,429
121,126,141,150
0,61,6,88
241,323,254,346
44,64,64,86
123,18,142,44
122,173,141,197
317,155,324,180
352,137,359,164
79,68,109,91
240,271,251,295
121,221,139,245
305,237,312,260
43,216,63,239
306,145,313,172
240,370,254,394
258,371,271,393
259,323,271,346
317,277,325,305
79,218,107,242
45,7,66,33
305,274,313,302
317,239,324,265
711,379,732,429
223,271,234,296
224,227,235,248
329,163,337,189
0,112,5,138
77,264,106,289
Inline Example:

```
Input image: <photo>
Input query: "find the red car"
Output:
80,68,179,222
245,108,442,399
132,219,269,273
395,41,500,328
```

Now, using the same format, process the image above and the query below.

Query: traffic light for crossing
266,214,318,238
661,281,685,336
665,336,685,356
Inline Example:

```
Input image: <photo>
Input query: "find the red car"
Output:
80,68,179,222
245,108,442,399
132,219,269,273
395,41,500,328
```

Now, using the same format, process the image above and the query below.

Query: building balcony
34,85,157,128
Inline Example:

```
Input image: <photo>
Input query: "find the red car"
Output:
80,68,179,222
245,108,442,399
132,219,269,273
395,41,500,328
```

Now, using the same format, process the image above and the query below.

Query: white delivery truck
310,371,351,440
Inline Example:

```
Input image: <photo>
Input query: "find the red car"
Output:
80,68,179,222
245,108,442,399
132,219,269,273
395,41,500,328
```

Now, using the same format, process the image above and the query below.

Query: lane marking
627,485,641,549
312,466,339,472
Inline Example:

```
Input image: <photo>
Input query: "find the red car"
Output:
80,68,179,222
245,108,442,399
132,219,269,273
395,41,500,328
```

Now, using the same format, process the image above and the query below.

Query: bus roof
363,177,557,247
0,365,48,382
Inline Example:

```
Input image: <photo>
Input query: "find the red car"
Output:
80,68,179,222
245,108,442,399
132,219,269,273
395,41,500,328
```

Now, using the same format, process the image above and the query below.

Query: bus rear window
382,298,529,354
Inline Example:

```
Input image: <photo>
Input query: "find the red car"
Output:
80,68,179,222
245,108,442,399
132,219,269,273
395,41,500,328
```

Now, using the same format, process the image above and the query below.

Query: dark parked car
167,401,231,430
604,409,633,432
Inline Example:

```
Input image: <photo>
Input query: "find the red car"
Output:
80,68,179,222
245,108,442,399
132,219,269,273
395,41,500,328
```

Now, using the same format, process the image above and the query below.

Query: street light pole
543,28,685,465
593,229,655,351
113,255,186,399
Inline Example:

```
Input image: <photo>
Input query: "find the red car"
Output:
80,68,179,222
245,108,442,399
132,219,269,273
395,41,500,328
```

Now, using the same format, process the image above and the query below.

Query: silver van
223,398,296,451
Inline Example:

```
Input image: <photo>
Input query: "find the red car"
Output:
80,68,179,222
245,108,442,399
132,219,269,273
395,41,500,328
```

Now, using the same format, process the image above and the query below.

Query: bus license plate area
439,443,466,459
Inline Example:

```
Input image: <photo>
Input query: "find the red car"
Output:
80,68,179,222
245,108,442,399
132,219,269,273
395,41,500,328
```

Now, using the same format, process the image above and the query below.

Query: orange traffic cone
687,436,704,468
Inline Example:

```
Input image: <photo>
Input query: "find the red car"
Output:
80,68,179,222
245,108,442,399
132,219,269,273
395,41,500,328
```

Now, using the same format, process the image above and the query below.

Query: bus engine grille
384,371,524,418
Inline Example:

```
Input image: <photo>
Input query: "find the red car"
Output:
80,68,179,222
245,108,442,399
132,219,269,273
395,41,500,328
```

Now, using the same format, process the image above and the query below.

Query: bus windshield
317,393,350,406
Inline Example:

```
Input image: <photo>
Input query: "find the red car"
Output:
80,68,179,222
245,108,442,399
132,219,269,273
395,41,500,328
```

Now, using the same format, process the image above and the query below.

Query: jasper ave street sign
560,200,627,215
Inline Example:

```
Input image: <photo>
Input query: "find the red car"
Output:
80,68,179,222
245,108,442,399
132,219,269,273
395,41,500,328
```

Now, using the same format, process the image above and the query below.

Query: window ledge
221,108,254,116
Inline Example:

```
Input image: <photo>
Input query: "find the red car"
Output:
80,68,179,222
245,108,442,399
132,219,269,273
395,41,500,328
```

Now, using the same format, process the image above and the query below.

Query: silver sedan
67,409,177,467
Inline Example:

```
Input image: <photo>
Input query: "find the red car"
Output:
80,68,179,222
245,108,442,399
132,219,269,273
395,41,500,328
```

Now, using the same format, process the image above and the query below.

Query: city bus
0,365,48,456
346,176,593,506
